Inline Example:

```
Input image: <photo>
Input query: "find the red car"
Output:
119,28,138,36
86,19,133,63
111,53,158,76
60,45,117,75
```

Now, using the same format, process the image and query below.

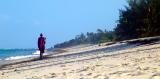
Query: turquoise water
0,49,36,60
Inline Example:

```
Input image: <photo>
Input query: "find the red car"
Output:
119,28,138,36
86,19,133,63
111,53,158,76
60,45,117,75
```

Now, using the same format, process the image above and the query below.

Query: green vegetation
115,0,160,40
54,29,115,48
54,0,160,48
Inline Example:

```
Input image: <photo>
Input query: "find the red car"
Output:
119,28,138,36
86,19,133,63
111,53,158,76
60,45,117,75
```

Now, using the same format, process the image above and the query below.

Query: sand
0,43,160,79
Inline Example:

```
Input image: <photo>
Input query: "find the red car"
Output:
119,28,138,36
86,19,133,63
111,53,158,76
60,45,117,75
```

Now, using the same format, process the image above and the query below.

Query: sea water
0,49,40,60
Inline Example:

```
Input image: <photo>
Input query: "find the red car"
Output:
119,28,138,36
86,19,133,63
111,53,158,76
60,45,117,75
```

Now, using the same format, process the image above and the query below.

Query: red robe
38,37,46,52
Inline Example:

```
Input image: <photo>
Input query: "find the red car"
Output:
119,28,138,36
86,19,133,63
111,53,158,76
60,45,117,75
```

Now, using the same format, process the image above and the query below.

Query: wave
5,55,37,60
5,50,48,60
5,50,39,60
33,50,48,55
33,50,40,55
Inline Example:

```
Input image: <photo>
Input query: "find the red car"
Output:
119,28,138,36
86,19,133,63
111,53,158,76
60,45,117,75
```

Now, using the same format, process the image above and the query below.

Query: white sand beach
0,42,160,79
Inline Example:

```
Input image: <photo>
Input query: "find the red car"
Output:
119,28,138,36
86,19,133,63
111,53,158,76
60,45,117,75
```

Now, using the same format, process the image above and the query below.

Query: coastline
0,50,56,68
0,42,160,79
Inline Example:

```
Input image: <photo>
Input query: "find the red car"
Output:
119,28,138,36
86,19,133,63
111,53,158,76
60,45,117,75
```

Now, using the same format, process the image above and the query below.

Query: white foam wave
33,50,48,55
5,55,37,60
5,51,39,60
5,50,48,60
33,50,40,55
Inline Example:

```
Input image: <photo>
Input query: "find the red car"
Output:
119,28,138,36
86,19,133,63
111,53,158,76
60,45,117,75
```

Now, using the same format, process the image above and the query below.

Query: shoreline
0,42,137,68
0,42,160,79
0,51,56,68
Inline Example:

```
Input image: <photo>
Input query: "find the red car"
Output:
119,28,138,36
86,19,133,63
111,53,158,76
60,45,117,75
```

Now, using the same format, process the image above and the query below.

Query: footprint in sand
93,74,109,79
40,73,57,79
121,63,129,66
26,76,41,79
79,77,84,79
105,64,118,68
69,70,75,73
79,73,84,77
93,74,101,78
76,67,90,73
49,73,57,78
109,70,134,76
95,64,102,67
128,71,145,76
1,72,4,75
150,73,160,79
90,66,95,71
86,73,92,76
60,65,66,67
62,72,66,76
63,68,68,70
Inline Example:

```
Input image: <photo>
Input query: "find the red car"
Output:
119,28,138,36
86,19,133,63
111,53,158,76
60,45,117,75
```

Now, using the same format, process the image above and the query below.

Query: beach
0,42,160,79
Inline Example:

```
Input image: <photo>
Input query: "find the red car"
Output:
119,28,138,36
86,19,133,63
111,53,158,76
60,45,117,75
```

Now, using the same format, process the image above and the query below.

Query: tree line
115,0,160,40
54,0,160,48
54,29,115,48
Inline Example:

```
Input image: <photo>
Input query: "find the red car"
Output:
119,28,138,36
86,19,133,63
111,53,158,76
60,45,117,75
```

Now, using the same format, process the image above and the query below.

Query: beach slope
0,43,160,79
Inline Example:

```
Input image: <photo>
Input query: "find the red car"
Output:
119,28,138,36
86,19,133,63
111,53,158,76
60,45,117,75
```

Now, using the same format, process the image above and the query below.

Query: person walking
38,33,46,60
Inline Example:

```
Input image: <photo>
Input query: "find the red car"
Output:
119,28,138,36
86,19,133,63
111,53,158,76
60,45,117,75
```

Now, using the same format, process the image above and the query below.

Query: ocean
0,49,40,60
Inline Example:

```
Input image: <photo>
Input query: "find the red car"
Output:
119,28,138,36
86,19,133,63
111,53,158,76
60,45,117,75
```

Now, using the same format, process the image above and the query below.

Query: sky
0,0,127,49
